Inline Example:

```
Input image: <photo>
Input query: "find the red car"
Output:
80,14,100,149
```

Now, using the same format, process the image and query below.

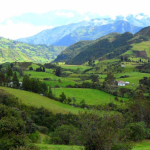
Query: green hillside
67,32,133,65
0,86,83,114
54,33,120,63
0,37,66,63
61,27,150,65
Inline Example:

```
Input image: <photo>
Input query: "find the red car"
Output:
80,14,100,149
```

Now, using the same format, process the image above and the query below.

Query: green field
0,86,84,114
133,140,150,150
52,88,127,105
37,144,82,150
131,41,150,57
59,64,91,72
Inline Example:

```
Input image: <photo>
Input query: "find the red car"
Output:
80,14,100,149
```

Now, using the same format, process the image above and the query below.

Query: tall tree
103,72,117,101
12,72,19,88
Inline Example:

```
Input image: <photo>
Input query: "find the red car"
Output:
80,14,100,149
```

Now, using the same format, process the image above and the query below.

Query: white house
118,81,125,86
125,82,130,85
121,65,125,68
8,82,22,88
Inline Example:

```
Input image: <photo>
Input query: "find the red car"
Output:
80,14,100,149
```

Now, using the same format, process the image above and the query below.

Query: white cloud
0,20,53,40
83,16,90,21
136,15,145,20
55,12,75,18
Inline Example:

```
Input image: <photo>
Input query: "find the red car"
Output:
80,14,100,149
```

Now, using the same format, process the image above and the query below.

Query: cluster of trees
22,76,47,94
35,67,45,72
0,91,40,150
0,66,20,88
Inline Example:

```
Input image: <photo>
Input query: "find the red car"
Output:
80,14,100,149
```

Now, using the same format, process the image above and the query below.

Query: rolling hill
53,33,120,62
0,37,66,63
65,27,150,65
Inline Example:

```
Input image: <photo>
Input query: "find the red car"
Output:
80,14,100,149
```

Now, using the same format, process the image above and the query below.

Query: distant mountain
64,27,150,65
17,20,142,46
53,33,120,63
0,37,66,63
17,18,116,45
54,20,142,46
66,32,134,65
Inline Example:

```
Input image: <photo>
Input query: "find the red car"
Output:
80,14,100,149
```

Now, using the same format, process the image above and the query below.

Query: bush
123,122,150,142
28,131,40,143
50,125,79,145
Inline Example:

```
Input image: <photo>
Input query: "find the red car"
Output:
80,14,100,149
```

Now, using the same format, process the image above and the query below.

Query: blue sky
0,0,149,39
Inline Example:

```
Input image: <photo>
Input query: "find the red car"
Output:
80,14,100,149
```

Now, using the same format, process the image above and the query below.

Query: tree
0,72,5,85
119,88,127,98
10,63,13,68
76,111,132,150
55,67,61,77
29,66,33,71
91,74,99,83
6,66,13,82
12,72,19,88
43,67,45,72
0,65,2,70
103,72,117,101
60,92,66,102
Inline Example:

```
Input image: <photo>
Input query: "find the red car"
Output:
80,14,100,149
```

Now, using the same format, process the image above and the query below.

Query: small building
125,82,130,85
8,82,13,87
8,82,22,88
118,81,125,86
121,65,125,68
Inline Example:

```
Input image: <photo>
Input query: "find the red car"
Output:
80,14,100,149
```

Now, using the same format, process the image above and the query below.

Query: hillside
54,20,142,46
54,33,120,62
67,32,134,65
53,40,94,62
0,37,66,63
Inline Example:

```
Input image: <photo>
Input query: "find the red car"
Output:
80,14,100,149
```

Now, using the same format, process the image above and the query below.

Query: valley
1,12,150,150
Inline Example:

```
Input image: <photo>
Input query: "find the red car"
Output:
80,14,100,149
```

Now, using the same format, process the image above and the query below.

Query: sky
0,0,150,39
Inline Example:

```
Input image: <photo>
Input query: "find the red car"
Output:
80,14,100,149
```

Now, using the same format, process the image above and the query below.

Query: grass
36,139,150,150
52,88,127,106
131,41,150,57
133,140,150,150
115,71,150,89
36,144,83,150
0,86,84,114
59,64,91,72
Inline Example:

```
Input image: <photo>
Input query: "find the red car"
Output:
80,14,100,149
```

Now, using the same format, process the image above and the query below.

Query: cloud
83,16,90,21
0,20,53,40
136,15,145,20
55,12,75,18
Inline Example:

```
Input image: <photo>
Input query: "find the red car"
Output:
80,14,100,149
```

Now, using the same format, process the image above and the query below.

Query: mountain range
17,20,142,46
54,27,150,65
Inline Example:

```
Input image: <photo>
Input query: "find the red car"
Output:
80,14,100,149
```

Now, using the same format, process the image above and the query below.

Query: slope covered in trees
67,32,134,65
0,37,66,63
54,33,120,63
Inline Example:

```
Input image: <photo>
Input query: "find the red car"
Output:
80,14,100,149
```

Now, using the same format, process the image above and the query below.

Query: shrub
28,131,40,143
123,121,150,142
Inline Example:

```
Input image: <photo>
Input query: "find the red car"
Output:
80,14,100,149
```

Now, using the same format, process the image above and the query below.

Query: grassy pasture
52,88,127,106
37,144,82,150
131,41,150,57
59,64,91,72
0,86,84,114
133,140,150,150
115,72,150,88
